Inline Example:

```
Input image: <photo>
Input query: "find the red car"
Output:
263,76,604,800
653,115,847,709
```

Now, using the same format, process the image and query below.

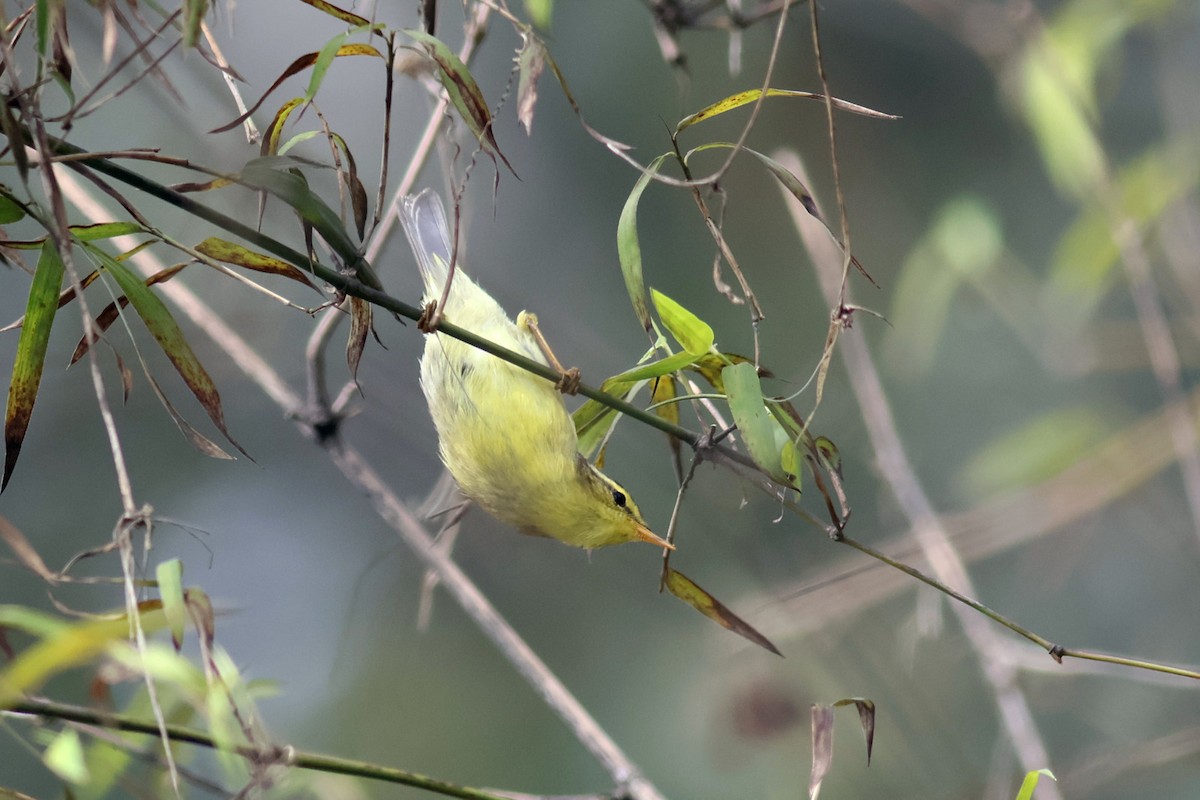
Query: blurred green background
3,0,1200,798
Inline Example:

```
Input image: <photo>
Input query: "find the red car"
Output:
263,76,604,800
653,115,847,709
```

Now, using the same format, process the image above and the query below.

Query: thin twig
773,151,1064,798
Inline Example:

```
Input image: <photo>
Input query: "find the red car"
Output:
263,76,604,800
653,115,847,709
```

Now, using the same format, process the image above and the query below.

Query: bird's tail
399,189,452,299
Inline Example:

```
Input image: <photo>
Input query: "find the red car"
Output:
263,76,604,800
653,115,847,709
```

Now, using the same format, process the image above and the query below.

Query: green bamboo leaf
44,727,89,784
651,288,713,355
0,604,70,638
0,604,168,706
675,88,897,136
182,0,207,48
618,154,671,332
156,559,187,651
403,29,517,176
722,362,788,483
35,0,54,61
0,195,26,224
4,221,144,249
524,0,553,29
238,158,381,290
574,378,638,457
81,242,249,460
665,568,781,656
4,241,65,491
608,350,698,383
1015,769,1056,800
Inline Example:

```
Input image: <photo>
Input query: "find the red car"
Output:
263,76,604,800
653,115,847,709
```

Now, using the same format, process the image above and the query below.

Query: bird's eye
611,489,627,508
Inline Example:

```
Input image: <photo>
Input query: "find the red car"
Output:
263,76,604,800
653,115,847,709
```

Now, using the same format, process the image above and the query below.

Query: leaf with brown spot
171,176,235,193
403,29,517,177
194,237,317,290
260,97,306,157
81,242,247,460
809,704,834,800
297,0,371,27
4,241,65,491
665,568,781,656
814,436,842,479
70,264,189,365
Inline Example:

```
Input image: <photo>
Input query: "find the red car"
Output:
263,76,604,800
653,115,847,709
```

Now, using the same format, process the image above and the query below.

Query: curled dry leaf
809,704,835,800
516,32,547,135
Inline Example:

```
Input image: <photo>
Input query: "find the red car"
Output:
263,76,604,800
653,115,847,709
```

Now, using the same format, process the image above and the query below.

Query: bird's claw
556,367,581,395
417,300,441,333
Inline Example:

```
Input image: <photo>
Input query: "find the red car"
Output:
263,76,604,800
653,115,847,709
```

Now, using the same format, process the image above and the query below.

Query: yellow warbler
399,190,671,551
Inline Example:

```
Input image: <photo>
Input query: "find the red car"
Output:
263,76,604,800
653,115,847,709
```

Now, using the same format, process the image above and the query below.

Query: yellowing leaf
195,237,318,290
675,88,897,136
4,241,65,491
0,605,168,706
652,288,713,355
665,568,781,656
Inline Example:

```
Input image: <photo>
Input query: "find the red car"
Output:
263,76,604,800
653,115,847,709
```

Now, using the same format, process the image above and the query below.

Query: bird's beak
635,524,675,551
